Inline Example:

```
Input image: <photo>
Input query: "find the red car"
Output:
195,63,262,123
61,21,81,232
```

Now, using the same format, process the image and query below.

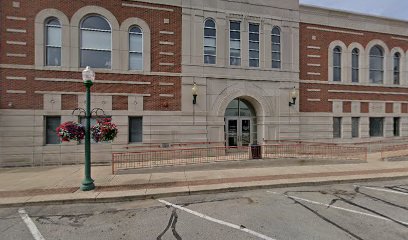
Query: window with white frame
229,21,241,66
204,19,216,64
129,117,143,143
271,27,281,69
333,46,342,82
80,15,112,69
394,52,401,85
333,117,342,138
352,48,359,83
129,26,143,70
45,116,61,144
369,45,384,84
352,117,360,138
248,23,259,67
45,18,61,66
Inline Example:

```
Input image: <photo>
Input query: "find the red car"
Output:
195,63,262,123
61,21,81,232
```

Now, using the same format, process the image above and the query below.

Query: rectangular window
369,117,384,137
229,21,241,66
271,27,281,69
248,23,259,67
333,117,342,138
351,117,359,138
129,117,143,143
393,117,400,137
45,116,61,144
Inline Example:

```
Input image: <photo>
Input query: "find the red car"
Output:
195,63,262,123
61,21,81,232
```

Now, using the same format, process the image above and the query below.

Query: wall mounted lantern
288,87,298,107
192,82,198,104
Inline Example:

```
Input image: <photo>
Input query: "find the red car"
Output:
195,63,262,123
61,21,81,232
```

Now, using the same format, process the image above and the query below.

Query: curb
1,174,407,208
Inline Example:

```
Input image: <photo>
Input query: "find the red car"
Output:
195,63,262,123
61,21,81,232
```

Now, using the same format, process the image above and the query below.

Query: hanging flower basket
91,118,118,143
56,121,85,142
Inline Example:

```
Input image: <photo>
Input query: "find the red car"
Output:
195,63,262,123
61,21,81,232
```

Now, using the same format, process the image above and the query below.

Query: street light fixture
192,82,198,104
80,66,95,191
288,87,298,107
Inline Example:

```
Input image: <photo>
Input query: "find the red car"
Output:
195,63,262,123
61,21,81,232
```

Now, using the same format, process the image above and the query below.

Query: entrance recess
224,98,257,147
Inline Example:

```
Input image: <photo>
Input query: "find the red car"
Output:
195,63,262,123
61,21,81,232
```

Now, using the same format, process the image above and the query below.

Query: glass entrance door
224,98,257,147
227,119,238,146
226,118,251,147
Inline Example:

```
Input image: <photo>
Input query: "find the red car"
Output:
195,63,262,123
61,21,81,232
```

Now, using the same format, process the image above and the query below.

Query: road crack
157,208,182,240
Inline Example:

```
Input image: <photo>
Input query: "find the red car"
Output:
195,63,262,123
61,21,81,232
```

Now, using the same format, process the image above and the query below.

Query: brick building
1,0,407,166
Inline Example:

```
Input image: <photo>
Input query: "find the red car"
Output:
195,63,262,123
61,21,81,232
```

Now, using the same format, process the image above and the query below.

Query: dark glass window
352,117,359,138
333,117,342,138
249,23,259,67
46,116,61,144
333,46,342,82
271,27,281,69
129,117,143,143
45,18,61,66
369,46,384,84
80,15,111,69
369,117,384,137
352,48,359,83
394,53,401,85
204,19,216,64
229,21,241,66
394,117,400,137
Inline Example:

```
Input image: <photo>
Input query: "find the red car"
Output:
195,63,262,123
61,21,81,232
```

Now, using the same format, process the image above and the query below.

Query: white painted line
267,191,408,225
158,199,276,240
354,185,408,196
18,208,46,240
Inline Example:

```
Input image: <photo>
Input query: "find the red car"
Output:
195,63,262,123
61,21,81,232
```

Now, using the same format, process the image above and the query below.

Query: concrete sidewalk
0,160,408,207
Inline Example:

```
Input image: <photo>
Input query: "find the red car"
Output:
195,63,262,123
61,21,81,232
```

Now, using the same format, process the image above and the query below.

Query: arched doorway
224,98,257,147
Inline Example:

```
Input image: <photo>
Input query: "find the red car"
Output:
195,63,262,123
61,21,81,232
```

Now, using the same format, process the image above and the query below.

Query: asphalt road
1,178,408,240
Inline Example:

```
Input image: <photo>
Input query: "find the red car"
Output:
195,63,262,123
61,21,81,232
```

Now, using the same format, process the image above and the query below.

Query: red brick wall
343,101,351,113
300,82,408,113
361,103,369,113
61,95,78,110
402,103,408,113
386,103,393,113
300,22,408,113
1,68,181,110
300,23,408,82
0,0,182,110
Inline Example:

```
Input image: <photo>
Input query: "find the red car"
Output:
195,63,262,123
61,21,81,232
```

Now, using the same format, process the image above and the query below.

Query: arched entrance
224,98,257,147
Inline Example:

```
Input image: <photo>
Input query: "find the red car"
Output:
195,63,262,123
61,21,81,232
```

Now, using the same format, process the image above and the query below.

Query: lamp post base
80,178,95,191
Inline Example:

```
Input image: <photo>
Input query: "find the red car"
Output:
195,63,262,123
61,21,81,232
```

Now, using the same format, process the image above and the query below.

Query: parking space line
354,185,408,196
158,199,276,240
266,191,408,225
18,208,46,240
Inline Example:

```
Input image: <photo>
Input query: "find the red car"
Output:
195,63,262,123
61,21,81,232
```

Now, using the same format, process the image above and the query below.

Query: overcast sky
300,0,408,21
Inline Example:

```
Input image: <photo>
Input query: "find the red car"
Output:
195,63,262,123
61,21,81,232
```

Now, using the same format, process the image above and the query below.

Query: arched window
369,45,384,84
394,52,401,85
80,15,111,68
45,18,61,66
333,46,342,82
352,48,359,83
271,27,281,69
129,26,143,70
204,19,216,64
